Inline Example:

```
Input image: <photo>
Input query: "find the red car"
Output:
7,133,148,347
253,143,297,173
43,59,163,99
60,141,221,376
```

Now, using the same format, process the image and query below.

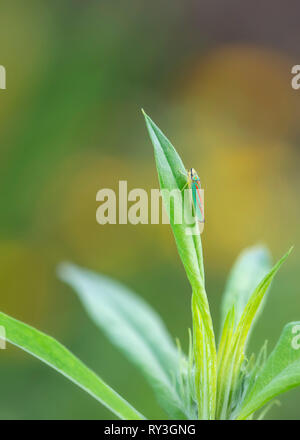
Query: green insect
187,168,204,223
180,167,204,234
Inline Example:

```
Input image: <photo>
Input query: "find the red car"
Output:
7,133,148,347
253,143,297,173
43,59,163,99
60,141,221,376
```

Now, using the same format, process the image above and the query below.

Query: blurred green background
0,0,299,419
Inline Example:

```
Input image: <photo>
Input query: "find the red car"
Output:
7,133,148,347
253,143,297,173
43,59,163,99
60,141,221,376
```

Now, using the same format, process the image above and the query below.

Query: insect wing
192,179,204,222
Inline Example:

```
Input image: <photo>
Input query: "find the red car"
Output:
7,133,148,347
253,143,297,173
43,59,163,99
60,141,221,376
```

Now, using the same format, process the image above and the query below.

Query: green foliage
238,321,300,419
143,110,216,419
58,262,188,419
142,113,296,420
220,245,272,330
0,312,144,420
216,248,292,419
0,112,297,420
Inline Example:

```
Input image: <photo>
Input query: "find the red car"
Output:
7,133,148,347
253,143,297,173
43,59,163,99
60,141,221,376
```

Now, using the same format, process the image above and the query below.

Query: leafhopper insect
188,168,204,224
181,168,204,234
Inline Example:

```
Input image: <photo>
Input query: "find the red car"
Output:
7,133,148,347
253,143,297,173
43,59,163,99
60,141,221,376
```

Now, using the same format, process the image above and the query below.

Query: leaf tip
141,108,150,123
281,246,294,264
277,246,294,267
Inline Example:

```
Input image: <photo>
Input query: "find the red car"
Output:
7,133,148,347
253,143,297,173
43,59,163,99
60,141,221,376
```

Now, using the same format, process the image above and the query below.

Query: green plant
0,113,299,420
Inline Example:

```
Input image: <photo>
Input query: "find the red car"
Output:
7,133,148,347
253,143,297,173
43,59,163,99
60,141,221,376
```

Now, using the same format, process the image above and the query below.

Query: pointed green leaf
216,248,292,419
220,245,272,330
232,248,292,373
143,111,217,419
58,263,186,418
143,110,204,288
0,311,144,420
238,322,300,419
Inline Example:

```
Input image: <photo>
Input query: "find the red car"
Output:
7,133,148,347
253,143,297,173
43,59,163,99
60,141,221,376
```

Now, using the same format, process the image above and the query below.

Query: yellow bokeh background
0,1,299,419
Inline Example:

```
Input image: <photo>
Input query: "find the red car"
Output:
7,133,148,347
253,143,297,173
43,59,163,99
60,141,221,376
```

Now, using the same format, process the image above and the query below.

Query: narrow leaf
143,111,217,419
216,248,292,419
192,296,217,419
232,247,292,374
143,110,204,287
220,245,272,330
238,322,300,419
0,311,144,420
58,263,186,418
